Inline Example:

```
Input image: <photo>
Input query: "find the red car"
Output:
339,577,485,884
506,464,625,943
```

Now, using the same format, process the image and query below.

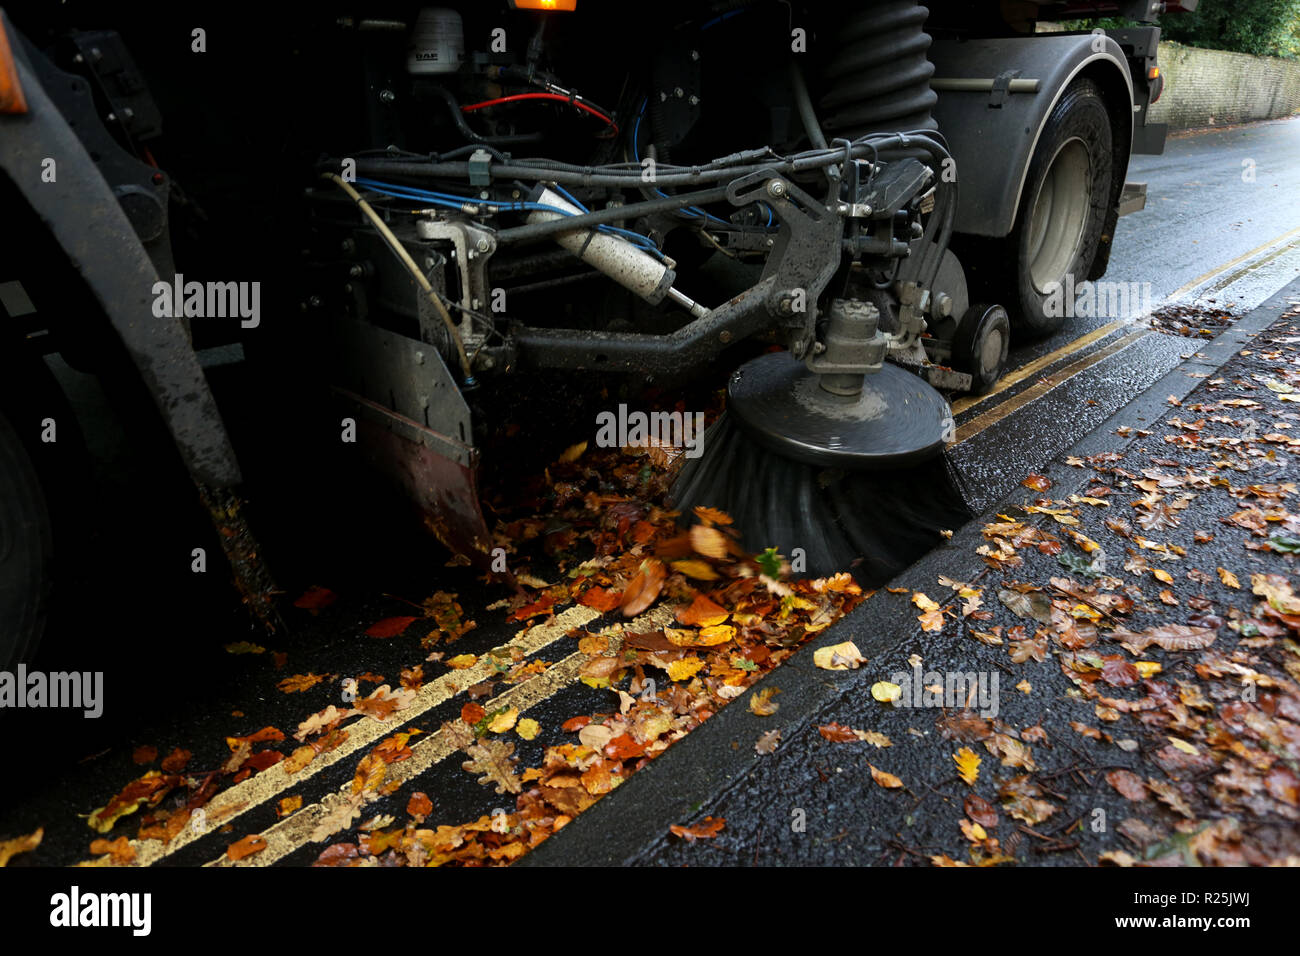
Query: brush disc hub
727,351,951,469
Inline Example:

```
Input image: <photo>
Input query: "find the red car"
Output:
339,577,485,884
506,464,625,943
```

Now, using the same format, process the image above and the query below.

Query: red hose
459,92,618,134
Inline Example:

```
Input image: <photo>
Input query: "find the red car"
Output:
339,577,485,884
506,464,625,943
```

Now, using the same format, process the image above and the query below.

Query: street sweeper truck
0,0,1187,659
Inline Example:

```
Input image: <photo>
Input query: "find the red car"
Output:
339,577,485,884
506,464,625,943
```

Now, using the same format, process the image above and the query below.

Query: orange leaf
132,745,157,765
621,559,666,617
869,764,905,789
461,703,486,726
677,593,729,627
669,816,725,841
690,524,729,560
365,616,417,638
579,586,623,612
293,585,337,609
226,834,268,862
89,835,135,865
407,792,434,819
1021,474,1052,492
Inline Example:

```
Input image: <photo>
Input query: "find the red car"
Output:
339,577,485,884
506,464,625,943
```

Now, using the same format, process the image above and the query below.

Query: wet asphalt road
2,118,1299,868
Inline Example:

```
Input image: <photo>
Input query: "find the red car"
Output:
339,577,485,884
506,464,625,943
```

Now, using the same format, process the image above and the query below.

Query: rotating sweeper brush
671,298,971,582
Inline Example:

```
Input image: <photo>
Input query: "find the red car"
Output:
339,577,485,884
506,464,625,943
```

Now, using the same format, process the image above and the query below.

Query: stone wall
1150,41,1300,130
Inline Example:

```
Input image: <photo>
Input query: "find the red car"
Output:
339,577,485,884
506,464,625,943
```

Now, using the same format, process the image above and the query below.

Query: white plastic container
407,8,465,75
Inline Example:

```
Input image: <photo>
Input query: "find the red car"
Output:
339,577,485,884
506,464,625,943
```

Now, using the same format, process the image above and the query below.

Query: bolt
719,330,732,343
690,49,700,61
674,87,684,98
73,53,84,64
308,295,323,308
423,256,437,271
414,350,425,365
348,264,364,277
379,89,396,103
765,237,775,247
343,283,353,294
475,237,491,253
766,179,786,199
341,238,356,253
688,95,700,106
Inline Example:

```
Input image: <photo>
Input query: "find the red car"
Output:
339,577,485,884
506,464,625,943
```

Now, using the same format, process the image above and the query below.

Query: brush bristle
670,413,972,583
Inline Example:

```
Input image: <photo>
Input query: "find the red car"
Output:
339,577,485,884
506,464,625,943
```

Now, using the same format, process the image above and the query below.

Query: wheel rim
978,323,1005,378
1026,137,1092,294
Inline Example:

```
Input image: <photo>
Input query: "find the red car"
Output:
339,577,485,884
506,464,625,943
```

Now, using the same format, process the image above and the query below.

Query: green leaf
756,547,783,577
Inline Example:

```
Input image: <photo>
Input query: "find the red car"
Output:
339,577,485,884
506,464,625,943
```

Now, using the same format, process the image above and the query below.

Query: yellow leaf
813,641,866,670
670,559,719,581
954,746,981,785
1016,680,1032,694
918,608,946,632
516,718,540,741
666,657,705,681
277,796,303,818
871,680,902,702
557,441,587,463
749,687,781,717
1152,569,1174,584
869,764,904,789
0,828,42,867
689,524,730,560
1167,736,1198,755
446,654,478,669
912,592,940,612
1217,567,1241,589
696,624,736,645
487,707,518,734
1135,661,1162,678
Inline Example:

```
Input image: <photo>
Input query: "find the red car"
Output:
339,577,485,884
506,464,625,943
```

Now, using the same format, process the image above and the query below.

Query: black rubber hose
817,2,938,140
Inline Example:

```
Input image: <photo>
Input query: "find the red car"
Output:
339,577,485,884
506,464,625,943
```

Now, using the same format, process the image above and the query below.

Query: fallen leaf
669,816,725,841
755,729,781,754
88,835,135,865
869,764,904,789
954,747,981,785
814,641,866,670
365,616,417,638
749,687,781,716
277,796,303,818
1217,567,1241,589
0,828,42,867
872,681,902,702
1105,770,1148,801
516,718,540,741
277,673,329,694
407,792,434,820
226,835,268,862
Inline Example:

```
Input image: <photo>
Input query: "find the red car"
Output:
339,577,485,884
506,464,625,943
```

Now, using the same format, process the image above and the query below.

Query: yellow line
209,604,677,867
954,329,1149,444
1164,225,1300,305
951,320,1125,416
100,603,603,867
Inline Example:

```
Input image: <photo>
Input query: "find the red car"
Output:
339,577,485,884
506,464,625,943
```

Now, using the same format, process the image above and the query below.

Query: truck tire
1008,78,1114,336
0,408,53,665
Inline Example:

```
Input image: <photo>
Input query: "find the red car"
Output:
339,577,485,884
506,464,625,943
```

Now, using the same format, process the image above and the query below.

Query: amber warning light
510,0,578,10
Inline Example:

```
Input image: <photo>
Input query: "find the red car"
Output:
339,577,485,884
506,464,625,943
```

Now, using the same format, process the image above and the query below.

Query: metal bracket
989,70,1023,109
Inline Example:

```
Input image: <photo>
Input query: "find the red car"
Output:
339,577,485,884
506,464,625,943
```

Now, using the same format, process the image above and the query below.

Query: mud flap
334,387,498,569
327,318,502,578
